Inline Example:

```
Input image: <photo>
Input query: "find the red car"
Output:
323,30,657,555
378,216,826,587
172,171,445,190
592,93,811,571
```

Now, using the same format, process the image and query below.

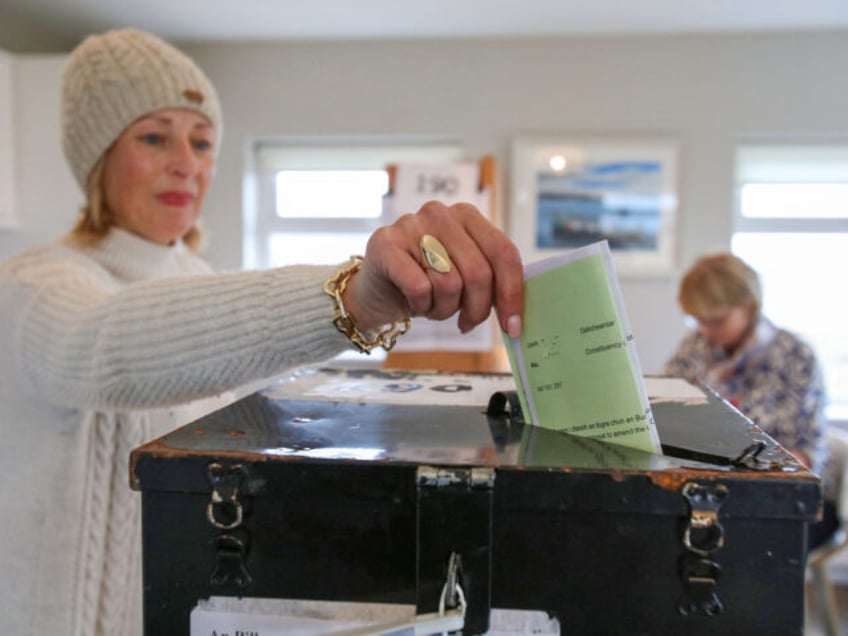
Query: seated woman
663,252,837,550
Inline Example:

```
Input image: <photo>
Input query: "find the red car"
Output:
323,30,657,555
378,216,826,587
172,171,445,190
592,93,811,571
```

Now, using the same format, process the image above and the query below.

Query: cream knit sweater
0,228,349,636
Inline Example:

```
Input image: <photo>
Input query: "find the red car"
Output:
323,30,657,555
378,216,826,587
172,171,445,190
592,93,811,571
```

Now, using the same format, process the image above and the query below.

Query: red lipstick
157,191,195,206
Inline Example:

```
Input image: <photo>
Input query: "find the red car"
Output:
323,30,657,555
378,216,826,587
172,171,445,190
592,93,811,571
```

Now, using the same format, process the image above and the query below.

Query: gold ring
420,234,452,274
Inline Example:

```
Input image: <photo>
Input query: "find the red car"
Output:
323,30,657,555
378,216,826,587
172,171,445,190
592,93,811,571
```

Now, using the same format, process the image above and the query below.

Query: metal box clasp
678,481,729,617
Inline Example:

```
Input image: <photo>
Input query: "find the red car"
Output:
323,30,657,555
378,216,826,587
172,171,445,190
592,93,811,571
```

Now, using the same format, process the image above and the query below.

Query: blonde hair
69,155,205,253
678,253,761,320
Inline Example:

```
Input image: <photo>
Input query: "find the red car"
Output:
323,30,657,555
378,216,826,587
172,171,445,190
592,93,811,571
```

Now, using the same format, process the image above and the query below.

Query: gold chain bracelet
323,256,411,354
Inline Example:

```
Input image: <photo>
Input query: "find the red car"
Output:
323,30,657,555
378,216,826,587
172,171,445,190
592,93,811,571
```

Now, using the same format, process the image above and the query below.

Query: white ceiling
6,0,848,43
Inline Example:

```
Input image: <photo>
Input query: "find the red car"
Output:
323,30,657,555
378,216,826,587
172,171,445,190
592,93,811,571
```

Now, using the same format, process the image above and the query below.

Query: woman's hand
342,200,524,339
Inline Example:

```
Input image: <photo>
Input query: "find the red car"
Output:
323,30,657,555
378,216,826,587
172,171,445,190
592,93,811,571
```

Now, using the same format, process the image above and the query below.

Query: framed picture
510,135,679,277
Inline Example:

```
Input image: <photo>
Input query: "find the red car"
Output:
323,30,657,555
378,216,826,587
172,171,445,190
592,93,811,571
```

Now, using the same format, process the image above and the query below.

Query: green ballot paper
504,240,661,454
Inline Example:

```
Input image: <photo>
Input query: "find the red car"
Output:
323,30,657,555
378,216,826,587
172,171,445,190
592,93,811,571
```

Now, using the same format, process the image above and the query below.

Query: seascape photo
536,160,663,251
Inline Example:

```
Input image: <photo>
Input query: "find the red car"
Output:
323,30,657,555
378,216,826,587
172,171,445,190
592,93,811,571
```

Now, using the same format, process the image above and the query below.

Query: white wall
0,50,16,228
0,54,77,258
182,30,848,372
5,30,848,373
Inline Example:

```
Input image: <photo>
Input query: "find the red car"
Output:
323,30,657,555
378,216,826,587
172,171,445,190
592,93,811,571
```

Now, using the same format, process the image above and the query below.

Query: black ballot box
130,368,821,635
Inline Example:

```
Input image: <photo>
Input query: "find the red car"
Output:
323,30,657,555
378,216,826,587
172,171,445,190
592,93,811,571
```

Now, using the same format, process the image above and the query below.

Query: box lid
131,368,819,520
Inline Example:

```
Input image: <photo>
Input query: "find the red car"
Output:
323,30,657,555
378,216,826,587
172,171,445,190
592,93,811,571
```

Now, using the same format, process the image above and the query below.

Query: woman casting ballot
0,28,523,636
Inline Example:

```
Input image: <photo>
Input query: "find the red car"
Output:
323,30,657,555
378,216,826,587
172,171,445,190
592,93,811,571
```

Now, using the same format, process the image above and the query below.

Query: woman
663,252,836,548
0,29,523,636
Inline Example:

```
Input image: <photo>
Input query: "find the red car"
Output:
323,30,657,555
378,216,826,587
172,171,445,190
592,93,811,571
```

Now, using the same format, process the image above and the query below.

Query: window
244,138,463,363
245,138,463,269
733,144,848,421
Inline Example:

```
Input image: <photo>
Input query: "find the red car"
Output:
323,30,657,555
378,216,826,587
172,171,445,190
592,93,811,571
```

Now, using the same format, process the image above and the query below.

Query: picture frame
509,135,679,277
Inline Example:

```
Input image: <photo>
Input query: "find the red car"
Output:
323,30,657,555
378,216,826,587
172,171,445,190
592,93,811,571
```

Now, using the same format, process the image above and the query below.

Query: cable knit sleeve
0,243,350,410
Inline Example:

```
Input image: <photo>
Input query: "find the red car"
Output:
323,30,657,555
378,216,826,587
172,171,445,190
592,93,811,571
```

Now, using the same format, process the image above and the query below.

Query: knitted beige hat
61,28,222,191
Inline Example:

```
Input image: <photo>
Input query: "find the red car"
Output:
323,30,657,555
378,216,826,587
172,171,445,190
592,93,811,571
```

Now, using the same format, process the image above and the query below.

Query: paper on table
264,366,515,408
504,240,661,454
191,597,559,635
644,376,708,406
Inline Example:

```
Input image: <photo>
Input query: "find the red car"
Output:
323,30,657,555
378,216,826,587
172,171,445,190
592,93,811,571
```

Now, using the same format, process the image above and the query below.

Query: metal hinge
209,533,252,589
206,462,247,530
416,466,495,490
416,465,495,634
677,481,728,617
681,481,728,557
206,462,252,590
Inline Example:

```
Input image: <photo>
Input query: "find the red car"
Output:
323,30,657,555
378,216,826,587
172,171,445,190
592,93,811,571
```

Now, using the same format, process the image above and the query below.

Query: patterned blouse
663,317,828,477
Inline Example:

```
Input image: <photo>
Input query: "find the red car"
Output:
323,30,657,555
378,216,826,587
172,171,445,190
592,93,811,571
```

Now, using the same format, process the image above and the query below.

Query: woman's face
102,108,216,246
695,304,756,352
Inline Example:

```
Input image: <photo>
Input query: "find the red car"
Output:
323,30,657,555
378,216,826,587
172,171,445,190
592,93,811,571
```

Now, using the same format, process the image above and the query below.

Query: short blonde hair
677,253,761,320
69,155,205,253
